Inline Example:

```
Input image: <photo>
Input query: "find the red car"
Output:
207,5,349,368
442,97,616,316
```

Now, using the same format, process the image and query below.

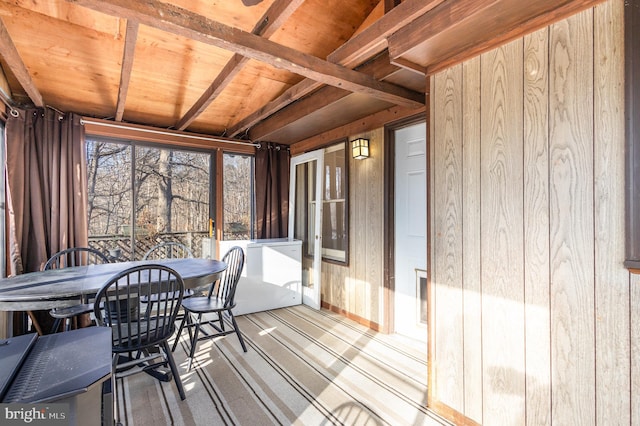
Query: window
86,138,214,259
223,153,254,240
321,142,348,263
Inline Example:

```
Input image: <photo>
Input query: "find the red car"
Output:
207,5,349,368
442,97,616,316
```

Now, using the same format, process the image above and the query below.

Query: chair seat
180,296,234,314
49,303,93,319
44,247,111,333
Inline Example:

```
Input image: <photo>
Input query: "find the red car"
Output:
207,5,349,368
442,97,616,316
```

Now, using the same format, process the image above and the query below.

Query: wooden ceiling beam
0,18,43,107
228,78,321,138
115,20,138,122
387,0,501,61
327,0,446,68
391,57,427,76
175,0,304,131
67,0,424,109
423,0,607,75
384,0,402,14
228,0,438,138
249,52,401,141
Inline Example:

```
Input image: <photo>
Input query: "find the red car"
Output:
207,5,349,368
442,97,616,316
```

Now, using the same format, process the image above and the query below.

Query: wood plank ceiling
0,0,602,146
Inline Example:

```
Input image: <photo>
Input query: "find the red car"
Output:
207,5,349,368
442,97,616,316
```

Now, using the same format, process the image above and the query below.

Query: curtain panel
5,107,88,275
254,143,290,239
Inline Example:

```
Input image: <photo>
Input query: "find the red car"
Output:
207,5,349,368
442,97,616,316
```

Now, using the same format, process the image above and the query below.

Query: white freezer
218,239,302,315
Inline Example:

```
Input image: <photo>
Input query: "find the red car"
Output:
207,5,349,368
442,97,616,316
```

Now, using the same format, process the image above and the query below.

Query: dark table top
0,258,226,311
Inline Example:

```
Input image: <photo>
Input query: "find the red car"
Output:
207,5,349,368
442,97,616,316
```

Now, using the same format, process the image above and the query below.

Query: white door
289,151,324,309
394,122,427,341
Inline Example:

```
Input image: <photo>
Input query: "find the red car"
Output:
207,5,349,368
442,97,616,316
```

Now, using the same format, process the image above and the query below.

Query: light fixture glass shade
351,138,369,159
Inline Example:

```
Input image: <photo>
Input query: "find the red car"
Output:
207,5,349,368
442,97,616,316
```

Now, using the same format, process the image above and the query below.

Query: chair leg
172,314,188,352
185,313,195,346
112,354,121,426
187,314,203,371
217,312,225,331
229,312,247,352
50,318,62,334
162,341,186,400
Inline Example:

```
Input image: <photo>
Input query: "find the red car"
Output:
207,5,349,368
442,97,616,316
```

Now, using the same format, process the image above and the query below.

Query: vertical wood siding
593,2,630,424
462,56,483,421
322,128,384,326
549,9,596,425
523,25,552,426
430,0,631,423
433,64,465,411
480,38,526,424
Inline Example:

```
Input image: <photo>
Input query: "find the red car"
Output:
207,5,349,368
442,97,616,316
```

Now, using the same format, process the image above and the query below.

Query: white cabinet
218,239,302,315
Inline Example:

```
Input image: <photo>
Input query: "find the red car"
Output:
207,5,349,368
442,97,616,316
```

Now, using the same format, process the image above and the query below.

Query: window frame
319,140,349,265
222,151,256,241
86,136,243,259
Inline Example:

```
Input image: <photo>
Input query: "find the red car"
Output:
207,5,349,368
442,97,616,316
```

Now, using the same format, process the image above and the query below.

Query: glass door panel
289,151,323,309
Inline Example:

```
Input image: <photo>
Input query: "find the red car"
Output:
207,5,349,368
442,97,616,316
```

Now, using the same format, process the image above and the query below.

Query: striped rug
116,305,449,425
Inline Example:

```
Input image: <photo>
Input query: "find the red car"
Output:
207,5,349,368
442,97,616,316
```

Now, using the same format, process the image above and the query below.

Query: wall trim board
321,301,381,331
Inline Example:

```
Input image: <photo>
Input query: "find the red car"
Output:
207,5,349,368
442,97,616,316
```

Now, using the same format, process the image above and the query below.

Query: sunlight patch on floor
259,326,277,336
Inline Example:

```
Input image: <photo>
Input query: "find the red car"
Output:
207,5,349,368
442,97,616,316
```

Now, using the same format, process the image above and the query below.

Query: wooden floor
117,305,449,425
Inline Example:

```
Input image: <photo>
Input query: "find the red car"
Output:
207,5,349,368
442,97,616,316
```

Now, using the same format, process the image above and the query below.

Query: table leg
26,311,43,335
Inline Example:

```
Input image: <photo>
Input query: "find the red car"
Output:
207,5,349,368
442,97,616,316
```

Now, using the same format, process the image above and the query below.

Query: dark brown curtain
5,107,88,333
254,143,290,239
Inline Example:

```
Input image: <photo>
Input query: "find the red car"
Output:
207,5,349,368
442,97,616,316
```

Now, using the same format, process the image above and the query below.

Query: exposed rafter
1,0,596,147
228,0,443,138
327,0,446,68
0,18,43,107
66,0,424,109
115,19,138,122
391,57,427,75
248,52,402,141
387,0,503,61
175,0,305,131
227,78,321,138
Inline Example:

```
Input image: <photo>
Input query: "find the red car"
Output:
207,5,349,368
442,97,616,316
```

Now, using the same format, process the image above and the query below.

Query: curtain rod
0,91,19,117
80,118,261,147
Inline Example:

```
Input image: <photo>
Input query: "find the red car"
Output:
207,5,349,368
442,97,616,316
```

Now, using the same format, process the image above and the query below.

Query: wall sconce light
351,138,369,160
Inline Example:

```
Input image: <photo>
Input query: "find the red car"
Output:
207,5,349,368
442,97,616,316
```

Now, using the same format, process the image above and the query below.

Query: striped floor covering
116,305,449,425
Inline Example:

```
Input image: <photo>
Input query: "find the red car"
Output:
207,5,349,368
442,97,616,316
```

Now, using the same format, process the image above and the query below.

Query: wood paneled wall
321,128,385,328
429,0,635,424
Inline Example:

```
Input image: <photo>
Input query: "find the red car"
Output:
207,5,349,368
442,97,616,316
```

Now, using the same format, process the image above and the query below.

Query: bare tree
86,139,252,250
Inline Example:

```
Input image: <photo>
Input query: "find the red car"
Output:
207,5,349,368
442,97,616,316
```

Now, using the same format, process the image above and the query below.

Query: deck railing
88,232,209,261
89,230,250,261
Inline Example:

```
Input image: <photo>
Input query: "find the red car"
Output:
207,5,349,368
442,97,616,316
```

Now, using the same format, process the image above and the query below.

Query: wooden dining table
0,258,227,312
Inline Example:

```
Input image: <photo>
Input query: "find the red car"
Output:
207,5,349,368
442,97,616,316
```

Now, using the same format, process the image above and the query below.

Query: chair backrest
143,242,194,260
44,247,111,270
209,246,244,308
93,265,184,353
